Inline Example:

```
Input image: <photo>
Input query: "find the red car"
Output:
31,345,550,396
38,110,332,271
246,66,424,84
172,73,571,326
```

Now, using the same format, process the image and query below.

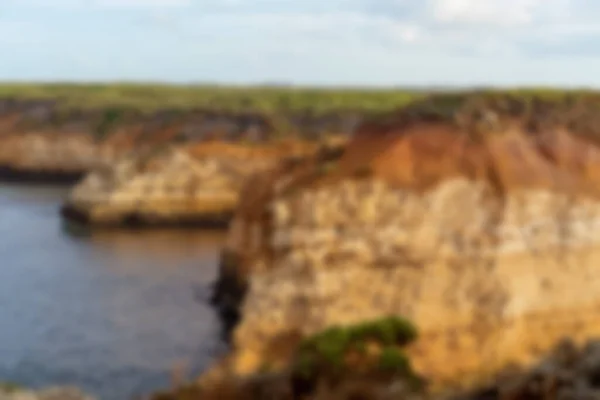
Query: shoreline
60,204,234,230
0,165,85,185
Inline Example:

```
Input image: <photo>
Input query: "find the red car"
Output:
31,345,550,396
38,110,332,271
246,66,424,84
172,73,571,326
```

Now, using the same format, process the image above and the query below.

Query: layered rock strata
0,98,360,183
209,93,600,393
0,133,115,183
61,138,347,228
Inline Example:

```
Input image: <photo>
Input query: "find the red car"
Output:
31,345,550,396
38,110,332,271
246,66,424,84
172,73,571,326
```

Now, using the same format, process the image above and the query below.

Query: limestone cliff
209,93,600,393
0,98,360,182
61,138,347,228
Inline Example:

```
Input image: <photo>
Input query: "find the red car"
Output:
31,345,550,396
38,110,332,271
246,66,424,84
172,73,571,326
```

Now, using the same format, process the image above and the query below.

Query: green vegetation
4,84,600,116
369,89,600,134
294,316,419,378
378,347,411,374
94,108,126,138
8,84,600,145
0,83,420,114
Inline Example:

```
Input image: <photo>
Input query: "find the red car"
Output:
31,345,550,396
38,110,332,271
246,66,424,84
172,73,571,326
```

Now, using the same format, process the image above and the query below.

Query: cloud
429,0,543,26
2,0,600,84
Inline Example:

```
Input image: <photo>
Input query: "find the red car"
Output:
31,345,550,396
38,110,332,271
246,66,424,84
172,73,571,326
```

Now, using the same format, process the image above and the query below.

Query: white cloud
429,0,542,25
115,0,600,59
3,0,600,84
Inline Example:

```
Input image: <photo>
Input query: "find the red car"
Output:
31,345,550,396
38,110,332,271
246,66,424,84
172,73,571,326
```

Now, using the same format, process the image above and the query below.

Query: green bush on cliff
301,326,351,369
294,316,419,378
356,316,416,344
94,107,124,138
377,346,411,374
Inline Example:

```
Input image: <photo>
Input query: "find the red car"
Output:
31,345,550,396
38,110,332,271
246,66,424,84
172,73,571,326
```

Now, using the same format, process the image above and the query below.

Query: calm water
0,184,227,400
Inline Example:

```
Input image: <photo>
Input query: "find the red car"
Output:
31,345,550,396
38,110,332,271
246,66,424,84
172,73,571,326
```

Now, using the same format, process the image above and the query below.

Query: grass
0,83,421,114
4,83,600,115
8,84,600,144
366,89,600,127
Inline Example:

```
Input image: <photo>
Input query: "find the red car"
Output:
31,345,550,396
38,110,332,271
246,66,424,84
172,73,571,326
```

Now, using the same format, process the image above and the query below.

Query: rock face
62,139,347,228
210,93,600,391
0,133,114,183
0,98,361,183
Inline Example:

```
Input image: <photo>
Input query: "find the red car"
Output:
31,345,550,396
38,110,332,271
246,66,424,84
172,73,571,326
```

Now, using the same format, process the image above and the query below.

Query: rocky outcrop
206,93,600,396
453,338,600,399
0,133,116,184
61,138,347,228
0,98,361,183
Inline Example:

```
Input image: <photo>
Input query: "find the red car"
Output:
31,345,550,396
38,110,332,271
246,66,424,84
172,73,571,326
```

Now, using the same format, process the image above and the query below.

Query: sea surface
0,183,226,400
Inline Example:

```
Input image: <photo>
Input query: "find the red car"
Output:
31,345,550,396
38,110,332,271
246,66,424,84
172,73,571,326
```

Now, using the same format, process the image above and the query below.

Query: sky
1,0,600,86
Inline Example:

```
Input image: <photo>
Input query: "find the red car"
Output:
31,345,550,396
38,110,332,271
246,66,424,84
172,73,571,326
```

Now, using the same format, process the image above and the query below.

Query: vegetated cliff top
3,84,600,115
7,87,600,142
232,90,600,220
361,90,600,139
0,83,420,114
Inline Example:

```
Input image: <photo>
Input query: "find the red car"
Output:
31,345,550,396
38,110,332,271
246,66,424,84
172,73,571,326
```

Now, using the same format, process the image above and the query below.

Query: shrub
295,316,419,378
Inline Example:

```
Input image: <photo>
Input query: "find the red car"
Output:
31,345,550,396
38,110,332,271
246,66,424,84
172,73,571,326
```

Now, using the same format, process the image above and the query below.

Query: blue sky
1,0,600,86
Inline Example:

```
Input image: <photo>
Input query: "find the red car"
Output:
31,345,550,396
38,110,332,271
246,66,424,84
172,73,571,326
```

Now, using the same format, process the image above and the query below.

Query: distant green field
0,83,422,113
1,83,598,114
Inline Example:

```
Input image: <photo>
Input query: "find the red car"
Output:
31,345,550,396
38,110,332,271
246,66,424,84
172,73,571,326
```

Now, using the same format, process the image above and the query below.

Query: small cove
0,183,226,399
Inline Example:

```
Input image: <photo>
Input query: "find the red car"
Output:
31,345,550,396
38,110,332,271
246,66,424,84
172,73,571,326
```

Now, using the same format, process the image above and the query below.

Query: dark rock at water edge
0,165,85,185
60,204,234,231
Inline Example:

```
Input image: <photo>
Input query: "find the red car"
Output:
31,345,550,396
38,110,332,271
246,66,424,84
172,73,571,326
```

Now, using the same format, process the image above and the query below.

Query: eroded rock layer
0,98,361,182
62,138,347,228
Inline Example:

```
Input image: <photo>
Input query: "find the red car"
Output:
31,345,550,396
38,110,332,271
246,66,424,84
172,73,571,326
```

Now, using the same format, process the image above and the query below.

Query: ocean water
0,184,226,399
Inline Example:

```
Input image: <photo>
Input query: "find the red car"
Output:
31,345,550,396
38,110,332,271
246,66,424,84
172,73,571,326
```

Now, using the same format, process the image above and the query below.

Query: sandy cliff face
0,99,361,181
210,94,600,390
0,132,114,171
63,138,347,227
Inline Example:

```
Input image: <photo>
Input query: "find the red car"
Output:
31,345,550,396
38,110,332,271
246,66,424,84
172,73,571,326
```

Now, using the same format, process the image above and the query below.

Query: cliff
203,92,600,398
0,96,360,183
61,137,347,228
